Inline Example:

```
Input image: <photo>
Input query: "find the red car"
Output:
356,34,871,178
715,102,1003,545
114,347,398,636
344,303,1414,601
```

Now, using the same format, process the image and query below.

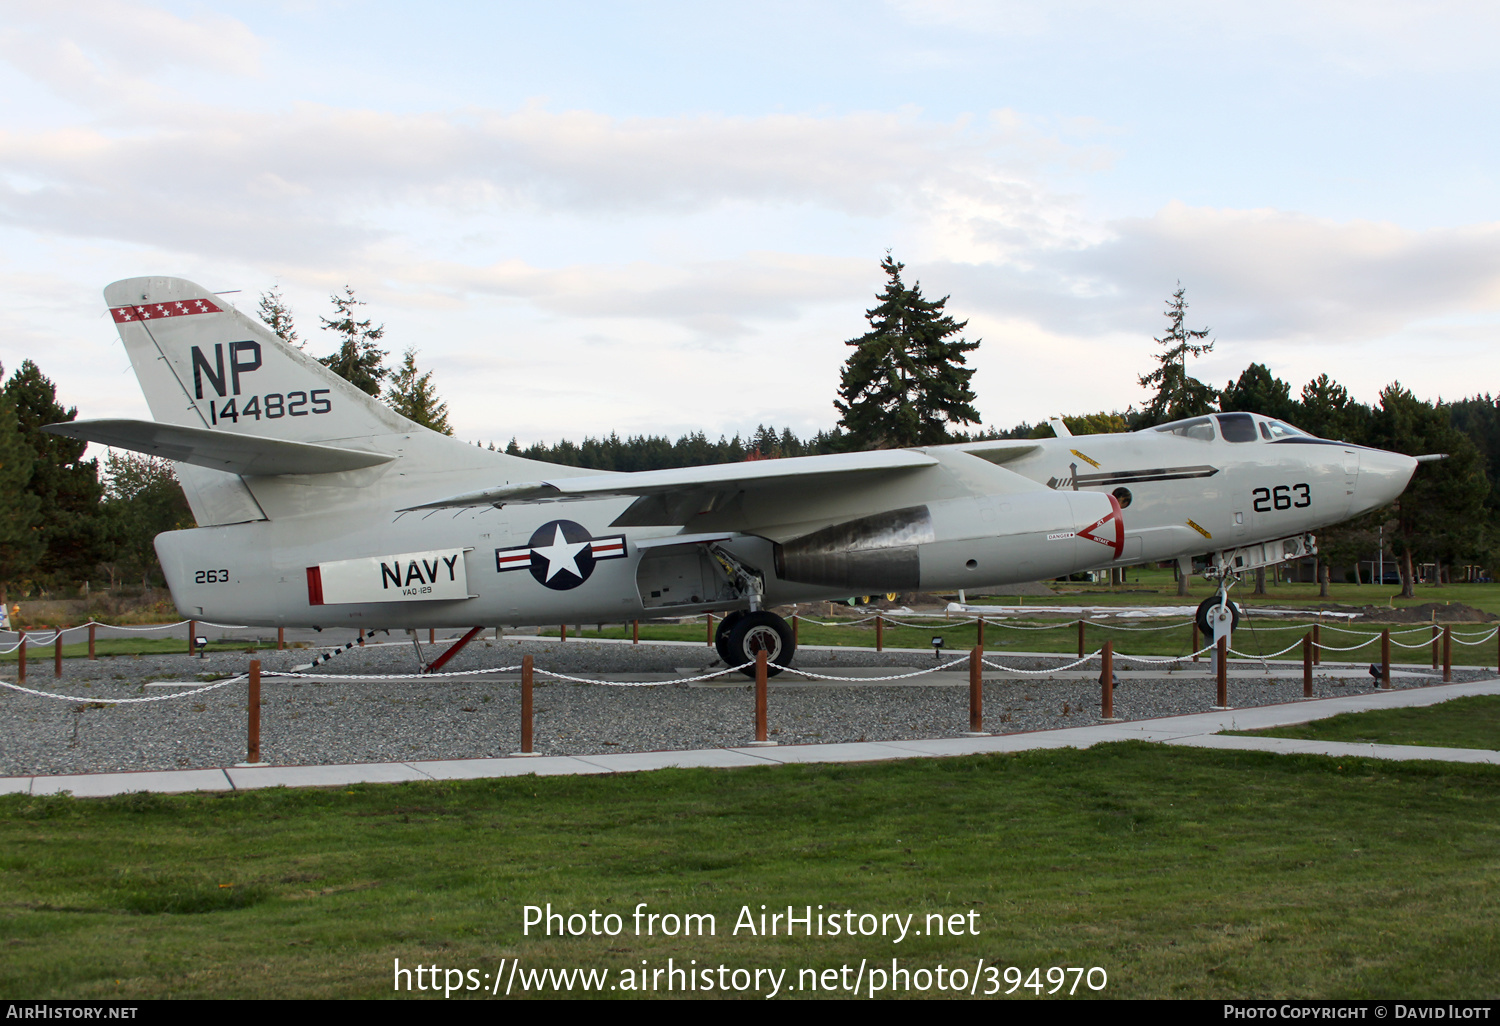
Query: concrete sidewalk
4,678,1498,798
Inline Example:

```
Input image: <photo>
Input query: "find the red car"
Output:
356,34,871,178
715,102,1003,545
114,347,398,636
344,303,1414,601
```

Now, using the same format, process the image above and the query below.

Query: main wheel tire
726,611,795,678
1195,595,1240,639
714,611,746,665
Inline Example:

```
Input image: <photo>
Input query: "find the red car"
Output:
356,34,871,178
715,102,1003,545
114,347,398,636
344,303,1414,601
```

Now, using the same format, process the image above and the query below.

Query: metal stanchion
1191,621,1200,662
429,628,435,645
1214,636,1229,709
977,616,985,648
964,646,986,736
54,628,63,678
1100,640,1116,722
245,659,262,765
632,619,639,645
277,627,285,651
560,624,567,642
358,628,365,646
88,623,96,660
1302,632,1313,698
1443,626,1452,683
1312,624,1320,666
876,614,883,652
792,614,799,647
187,619,196,657
17,633,25,682
1381,630,1391,689
706,612,714,647
1077,619,1085,658
517,654,535,756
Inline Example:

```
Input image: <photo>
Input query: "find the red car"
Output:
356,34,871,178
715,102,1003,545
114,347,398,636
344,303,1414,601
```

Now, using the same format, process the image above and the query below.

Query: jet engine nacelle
773,490,1122,593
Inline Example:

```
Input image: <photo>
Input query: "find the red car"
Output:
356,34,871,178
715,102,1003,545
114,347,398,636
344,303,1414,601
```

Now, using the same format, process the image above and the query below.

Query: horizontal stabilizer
43,419,396,476
400,448,938,511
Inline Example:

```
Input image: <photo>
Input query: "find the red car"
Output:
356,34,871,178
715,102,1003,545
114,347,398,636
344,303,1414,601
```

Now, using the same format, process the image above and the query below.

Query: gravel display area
1,636,1492,777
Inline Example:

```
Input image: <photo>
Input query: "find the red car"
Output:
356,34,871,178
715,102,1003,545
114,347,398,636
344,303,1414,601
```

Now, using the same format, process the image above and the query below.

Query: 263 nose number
1252,484,1310,512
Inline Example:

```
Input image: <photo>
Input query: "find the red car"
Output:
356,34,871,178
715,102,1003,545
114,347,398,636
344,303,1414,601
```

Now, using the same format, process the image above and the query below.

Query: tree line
3,265,1496,600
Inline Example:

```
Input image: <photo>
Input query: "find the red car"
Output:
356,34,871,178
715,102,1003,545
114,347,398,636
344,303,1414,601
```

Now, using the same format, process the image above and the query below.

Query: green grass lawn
971,567,1500,616
1225,696,1500,752
0,637,286,663
549,618,1498,667
2,744,1498,999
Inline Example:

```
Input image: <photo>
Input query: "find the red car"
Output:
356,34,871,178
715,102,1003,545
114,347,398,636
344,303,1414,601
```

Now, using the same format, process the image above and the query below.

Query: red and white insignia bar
110,298,223,323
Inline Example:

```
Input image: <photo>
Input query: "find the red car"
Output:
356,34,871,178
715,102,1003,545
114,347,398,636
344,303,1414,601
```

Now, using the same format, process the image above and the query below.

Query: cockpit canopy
1148,412,1315,443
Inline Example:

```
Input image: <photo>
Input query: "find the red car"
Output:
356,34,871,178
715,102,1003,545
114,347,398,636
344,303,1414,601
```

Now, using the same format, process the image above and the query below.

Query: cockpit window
1216,412,1257,443
1262,419,1309,440
1152,416,1216,441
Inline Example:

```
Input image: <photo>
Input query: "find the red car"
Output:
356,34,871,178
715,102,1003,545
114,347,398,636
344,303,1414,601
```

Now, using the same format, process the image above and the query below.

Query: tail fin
103,276,494,524
106,276,410,442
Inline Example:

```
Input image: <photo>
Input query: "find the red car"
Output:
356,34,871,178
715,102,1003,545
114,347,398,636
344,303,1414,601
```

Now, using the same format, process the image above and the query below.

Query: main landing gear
714,610,796,678
706,543,797,678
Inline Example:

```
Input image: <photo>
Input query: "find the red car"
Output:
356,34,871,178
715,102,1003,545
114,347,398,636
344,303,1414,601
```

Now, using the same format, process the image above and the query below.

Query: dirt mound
1352,602,1497,623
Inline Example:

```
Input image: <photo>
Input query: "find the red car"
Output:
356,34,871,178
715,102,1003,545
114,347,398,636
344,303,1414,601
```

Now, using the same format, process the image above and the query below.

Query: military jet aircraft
45,277,1418,675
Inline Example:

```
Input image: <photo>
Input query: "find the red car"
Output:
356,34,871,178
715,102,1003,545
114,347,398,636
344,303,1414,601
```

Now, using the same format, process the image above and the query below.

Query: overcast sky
3,0,1499,446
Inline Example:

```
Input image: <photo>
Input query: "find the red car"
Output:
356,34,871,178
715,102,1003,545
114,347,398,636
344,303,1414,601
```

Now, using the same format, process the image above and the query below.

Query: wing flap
43,419,396,476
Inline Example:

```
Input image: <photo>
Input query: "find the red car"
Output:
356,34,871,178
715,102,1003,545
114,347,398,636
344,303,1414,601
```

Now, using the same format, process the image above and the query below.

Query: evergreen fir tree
835,255,981,449
384,348,453,435
318,286,387,396
1139,284,1216,424
2,360,106,584
257,286,302,349
0,367,42,591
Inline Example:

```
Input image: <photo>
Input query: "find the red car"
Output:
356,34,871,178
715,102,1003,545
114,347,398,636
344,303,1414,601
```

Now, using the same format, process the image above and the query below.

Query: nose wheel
717,610,795,677
1195,594,1240,639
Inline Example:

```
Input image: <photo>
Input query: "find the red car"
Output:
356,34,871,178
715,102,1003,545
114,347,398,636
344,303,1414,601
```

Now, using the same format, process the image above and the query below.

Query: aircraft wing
403,448,943,535
43,419,395,476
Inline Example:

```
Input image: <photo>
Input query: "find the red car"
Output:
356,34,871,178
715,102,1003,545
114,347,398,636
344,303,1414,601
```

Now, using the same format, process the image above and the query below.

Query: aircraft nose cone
1350,447,1418,517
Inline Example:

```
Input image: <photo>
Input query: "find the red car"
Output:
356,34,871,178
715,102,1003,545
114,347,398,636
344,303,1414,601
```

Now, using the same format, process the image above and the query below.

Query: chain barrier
979,651,1103,674
536,663,756,686
0,674,249,704
783,657,974,682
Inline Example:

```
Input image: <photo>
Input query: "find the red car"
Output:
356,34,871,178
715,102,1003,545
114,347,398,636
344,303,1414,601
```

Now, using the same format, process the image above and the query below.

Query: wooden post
88,623,96,660
876,614,883,652
632,619,639,645
357,628,365,646
1443,626,1452,683
755,649,769,743
1381,629,1391,689
277,627,285,650
706,612,714,647
521,654,534,754
1303,632,1313,698
246,659,261,764
16,633,24,682
1432,625,1440,670
977,616,985,648
428,628,435,645
1077,619,1085,658
966,645,985,734
1216,636,1228,708
792,614,799,647
1101,640,1114,720
1312,623,1321,666
1192,621,1200,662
187,619,196,657
54,628,63,678
560,624,567,642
